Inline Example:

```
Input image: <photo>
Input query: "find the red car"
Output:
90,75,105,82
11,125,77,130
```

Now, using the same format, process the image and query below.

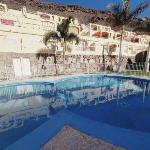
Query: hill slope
0,0,139,29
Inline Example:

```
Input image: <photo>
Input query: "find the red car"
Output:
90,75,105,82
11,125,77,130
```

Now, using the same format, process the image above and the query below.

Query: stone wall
0,52,131,80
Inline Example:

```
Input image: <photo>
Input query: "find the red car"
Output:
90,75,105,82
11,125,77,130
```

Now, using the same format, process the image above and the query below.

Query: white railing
124,63,150,76
126,63,150,71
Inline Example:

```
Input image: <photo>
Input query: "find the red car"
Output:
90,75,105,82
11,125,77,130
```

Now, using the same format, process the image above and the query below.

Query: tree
43,16,79,72
134,17,150,72
107,0,150,72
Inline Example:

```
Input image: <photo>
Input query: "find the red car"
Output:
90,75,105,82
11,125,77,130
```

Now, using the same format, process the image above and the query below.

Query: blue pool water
0,75,150,149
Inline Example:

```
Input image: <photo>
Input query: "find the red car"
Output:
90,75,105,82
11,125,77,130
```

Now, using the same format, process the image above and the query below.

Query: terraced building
0,2,149,79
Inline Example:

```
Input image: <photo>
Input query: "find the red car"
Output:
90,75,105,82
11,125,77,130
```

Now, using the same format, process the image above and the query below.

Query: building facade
0,3,149,79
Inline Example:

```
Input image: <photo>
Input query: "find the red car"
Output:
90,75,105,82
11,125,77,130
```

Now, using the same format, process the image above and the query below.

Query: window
101,32,109,39
134,38,139,43
42,21,55,31
40,14,50,20
52,16,54,21
91,25,97,31
131,38,139,43
117,34,121,37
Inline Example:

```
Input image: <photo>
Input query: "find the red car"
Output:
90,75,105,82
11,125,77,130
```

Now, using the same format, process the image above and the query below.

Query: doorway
13,57,31,77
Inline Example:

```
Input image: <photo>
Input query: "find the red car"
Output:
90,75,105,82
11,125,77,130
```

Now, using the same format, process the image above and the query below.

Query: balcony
92,32,109,39
131,38,139,43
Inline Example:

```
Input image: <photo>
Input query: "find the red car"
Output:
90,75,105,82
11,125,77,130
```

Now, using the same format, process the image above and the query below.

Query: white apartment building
0,3,149,56
0,3,149,78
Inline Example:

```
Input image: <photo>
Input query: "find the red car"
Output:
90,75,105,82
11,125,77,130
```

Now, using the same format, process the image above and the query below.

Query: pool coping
5,109,150,150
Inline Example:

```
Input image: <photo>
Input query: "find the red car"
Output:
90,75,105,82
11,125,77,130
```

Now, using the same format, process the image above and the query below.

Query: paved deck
0,73,149,85
41,126,126,150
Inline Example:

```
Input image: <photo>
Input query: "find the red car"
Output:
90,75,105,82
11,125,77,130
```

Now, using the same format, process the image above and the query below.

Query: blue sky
43,0,150,17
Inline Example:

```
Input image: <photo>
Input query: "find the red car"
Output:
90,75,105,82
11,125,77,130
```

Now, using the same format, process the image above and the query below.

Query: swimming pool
0,75,150,150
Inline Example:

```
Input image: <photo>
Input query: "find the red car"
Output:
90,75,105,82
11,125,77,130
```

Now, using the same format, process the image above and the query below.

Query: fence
123,63,150,76
0,62,149,81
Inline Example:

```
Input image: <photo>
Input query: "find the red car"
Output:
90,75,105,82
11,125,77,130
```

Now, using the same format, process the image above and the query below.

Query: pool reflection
0,76,150,149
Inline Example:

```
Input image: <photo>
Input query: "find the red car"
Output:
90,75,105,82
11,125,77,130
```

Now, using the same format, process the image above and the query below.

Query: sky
43,0,150,18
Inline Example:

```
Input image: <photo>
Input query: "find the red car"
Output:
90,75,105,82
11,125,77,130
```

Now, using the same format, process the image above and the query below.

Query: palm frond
107,3,125,27
108,0,149,27
124,0,130,17
43,31,60,46
109,12,123,27
66,33,79,44
134,17,150,35
36,48,56,60
128,1,150,20
57,16,74,38
107,3,122,14
134,27,149,34
36,49,49,61
68,16,74,22
123,0,131,3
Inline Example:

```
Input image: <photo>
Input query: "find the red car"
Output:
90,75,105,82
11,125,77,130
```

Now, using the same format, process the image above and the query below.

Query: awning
109,44,117,49
92,32,101,37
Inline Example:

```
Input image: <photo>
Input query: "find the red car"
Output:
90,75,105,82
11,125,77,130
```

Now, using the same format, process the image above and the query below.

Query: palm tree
43,16,79,72
134,17,150,72
107,0,150,72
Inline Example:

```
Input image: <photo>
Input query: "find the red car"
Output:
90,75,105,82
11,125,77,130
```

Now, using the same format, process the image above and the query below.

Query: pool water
0,75,150,149
57,76,150,132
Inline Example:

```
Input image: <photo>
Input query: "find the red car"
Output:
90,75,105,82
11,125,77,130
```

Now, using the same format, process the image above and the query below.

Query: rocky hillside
0,0,111,25
0,0,139,29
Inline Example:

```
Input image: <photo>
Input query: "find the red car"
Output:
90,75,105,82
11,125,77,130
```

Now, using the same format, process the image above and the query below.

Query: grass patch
122,70,150,77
